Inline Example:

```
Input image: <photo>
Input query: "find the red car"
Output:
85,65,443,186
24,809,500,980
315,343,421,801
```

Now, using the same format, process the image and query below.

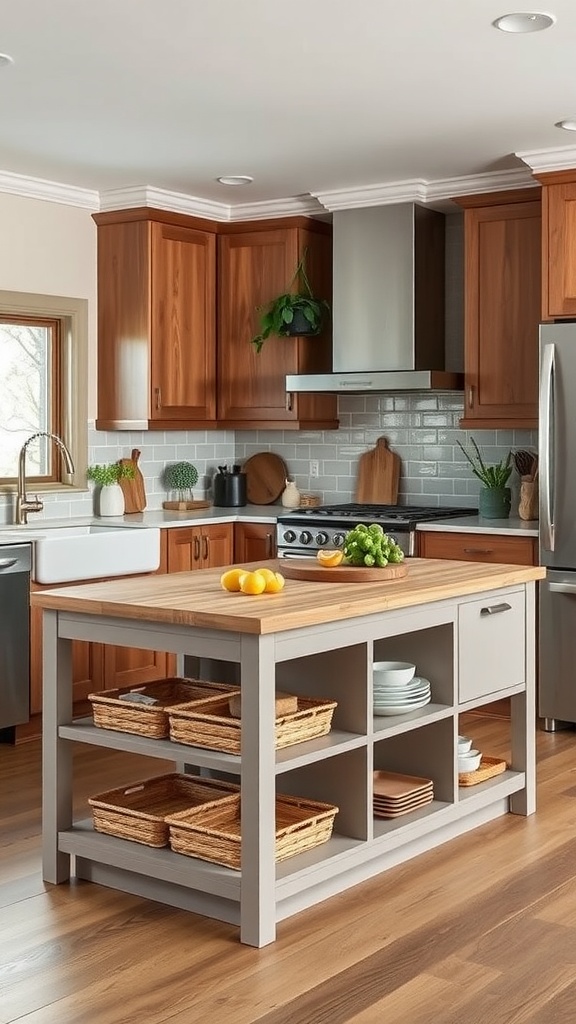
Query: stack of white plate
373,675,431,716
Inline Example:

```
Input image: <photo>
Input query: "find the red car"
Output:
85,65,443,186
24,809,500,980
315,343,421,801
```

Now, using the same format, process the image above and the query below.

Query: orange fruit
262,571,285,594
220,567,249,592
254,567,277,584
239,570,267,595
316,549,344,568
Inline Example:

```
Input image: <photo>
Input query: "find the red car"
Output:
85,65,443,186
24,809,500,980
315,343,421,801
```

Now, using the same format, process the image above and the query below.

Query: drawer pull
480,602,512,616
464,547,493,555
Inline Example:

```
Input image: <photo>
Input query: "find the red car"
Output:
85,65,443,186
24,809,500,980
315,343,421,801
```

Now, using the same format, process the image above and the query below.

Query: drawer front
419,531,536,565
459,590,525,702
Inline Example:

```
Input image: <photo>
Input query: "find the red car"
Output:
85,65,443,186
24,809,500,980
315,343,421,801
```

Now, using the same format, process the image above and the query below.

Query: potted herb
457,437,513,519
251,248,330,353
161,461,199,506
86,462,135,517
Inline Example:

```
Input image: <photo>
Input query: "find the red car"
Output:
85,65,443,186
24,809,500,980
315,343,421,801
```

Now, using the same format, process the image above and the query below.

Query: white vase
281,480,301,508
99,482,125,517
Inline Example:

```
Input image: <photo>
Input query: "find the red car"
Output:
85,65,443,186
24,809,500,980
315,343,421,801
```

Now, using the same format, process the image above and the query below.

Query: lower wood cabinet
417,531,537,566
167,522,234,572
234,521,277,562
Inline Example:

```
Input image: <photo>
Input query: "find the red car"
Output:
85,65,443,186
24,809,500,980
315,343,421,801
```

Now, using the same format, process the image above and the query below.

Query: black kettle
213,466,247,507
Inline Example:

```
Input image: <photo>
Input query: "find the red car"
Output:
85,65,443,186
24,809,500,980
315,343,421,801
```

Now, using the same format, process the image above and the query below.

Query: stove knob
333,533,345,547
299,530,313,545
283,529,296,543
315,532,329,546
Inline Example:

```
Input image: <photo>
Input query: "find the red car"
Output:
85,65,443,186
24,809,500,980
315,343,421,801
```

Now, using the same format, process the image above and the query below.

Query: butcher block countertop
32,558,545,636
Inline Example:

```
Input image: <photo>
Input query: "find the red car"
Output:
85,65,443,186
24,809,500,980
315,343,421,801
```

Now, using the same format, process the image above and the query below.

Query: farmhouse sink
0,524,161,584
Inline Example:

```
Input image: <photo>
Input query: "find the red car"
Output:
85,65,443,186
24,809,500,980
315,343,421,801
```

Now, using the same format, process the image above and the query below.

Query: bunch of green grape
342,523,405,568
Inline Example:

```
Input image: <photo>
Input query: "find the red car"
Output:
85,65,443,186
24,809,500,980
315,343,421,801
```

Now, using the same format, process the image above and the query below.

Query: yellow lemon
317,549,344,568
254,567,277,584
220,567,249,592
263,571,285,594
239,571,267,595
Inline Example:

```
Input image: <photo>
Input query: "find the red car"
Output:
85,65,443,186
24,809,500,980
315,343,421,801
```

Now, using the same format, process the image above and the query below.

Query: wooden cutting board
281,560,408,583
243,452,288,504
118,449,147,513
355,437,400,505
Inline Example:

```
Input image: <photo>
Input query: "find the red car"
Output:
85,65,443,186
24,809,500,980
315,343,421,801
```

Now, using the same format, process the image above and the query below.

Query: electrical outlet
310,460,319,477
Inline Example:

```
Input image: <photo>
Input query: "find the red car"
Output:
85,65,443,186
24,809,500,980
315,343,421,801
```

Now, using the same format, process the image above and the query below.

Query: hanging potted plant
250,248,330,354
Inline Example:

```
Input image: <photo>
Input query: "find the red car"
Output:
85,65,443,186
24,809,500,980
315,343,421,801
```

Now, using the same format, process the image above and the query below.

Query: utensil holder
518,478,538,521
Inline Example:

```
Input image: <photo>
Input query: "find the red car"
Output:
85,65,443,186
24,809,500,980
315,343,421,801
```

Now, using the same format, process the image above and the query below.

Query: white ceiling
2,0,576,212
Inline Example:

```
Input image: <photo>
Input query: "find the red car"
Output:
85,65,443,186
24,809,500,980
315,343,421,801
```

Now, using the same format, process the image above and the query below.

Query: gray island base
34,557,544,946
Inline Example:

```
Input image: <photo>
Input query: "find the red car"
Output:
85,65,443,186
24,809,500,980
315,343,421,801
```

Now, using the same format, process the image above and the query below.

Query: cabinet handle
193,536,200,561
468,384,474,408
266,532,272,558
480,602,512,616
285,392,293,412
203,536,209,560
155,387,162,411
464,547,493,555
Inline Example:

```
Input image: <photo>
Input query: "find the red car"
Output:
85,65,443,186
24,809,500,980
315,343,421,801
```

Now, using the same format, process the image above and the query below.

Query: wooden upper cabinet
455,189,541,429
217,219,338,429
94,209,217,430
534,169,576,319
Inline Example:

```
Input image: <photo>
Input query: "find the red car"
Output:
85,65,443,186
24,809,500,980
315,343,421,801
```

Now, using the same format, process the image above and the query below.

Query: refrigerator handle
549,583,576,594
540,341,555,551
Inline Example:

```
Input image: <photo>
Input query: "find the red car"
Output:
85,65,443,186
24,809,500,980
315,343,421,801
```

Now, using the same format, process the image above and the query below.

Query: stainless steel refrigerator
539,322,576,729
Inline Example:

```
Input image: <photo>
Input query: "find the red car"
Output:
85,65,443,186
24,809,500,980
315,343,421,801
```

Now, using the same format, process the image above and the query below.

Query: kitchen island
33,557,544,947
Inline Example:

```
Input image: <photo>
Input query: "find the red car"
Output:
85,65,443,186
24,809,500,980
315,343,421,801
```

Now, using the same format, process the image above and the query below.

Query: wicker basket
169,695,337,753
88,678,240,739
299,494,321,507
89,772,240,847
458,755,508,787
167,792,339,868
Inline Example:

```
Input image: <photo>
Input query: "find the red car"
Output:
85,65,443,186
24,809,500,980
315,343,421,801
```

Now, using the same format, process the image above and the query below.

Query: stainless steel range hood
286,203,463,393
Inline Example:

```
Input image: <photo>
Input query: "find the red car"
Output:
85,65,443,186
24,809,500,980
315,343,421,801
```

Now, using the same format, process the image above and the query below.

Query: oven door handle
278,551,319,560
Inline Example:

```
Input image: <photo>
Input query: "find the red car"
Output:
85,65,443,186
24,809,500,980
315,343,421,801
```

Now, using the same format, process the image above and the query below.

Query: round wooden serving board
243,452,288,504
281,560,408,583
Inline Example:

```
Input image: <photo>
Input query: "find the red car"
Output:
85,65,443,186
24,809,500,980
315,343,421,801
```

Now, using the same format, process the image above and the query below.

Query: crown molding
98,184,325,220
312,167,535,211
516,145,576,173
0,169,99,209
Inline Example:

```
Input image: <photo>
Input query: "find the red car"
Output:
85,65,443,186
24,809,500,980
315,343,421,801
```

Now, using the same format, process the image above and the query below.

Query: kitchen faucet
15,432,75,525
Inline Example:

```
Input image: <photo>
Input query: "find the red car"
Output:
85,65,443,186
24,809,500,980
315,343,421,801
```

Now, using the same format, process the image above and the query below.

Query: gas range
277,503,478,558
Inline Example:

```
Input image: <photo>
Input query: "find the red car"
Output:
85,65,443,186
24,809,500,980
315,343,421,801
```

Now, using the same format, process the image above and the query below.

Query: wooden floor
2,717,576,1024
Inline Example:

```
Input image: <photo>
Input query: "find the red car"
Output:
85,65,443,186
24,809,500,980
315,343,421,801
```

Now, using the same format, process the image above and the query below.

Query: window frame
0,291,87,494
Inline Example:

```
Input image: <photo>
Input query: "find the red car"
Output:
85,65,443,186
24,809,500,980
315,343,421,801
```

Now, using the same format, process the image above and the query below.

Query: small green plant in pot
86,462,135,486
457,437,513,519
251,248,330,354
162,461,199,503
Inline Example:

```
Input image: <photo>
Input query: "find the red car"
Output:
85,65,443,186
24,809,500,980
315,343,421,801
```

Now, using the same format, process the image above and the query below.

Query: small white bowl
373,661,416,687
458,749,482,773
458,735,473,753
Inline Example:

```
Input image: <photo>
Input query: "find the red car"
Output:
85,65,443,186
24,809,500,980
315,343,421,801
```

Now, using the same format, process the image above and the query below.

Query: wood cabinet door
167,524,233,572
101,647,171,691
418,531,537,566
30,585,104,715
234,521,276,562
458,194,541,429
217,223,337,429
541,179,576,318
150,221,216,424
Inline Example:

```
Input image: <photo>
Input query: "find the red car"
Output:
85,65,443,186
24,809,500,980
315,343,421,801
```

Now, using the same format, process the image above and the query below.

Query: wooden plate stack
373,770,434,818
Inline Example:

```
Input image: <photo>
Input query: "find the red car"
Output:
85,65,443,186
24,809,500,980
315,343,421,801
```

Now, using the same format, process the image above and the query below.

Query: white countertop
416,515,539,538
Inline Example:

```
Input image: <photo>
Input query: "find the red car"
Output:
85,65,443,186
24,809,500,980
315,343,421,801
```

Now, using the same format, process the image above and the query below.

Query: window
0,292,87,490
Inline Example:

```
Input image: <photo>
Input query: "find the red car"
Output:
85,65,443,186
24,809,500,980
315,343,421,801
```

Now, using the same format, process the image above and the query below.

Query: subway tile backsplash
0,394,537,524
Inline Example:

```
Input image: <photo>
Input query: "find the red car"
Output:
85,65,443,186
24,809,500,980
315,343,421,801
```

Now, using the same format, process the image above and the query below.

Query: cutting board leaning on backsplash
355,436,400,505
118,449,147,513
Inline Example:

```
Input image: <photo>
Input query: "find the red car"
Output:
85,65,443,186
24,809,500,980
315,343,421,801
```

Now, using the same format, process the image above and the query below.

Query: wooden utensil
355,437,400,505
243,452,288,504
281,560,408,583
118,449,147,513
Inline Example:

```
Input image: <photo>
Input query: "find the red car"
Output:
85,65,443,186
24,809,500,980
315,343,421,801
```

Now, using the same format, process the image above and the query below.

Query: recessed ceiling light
0,52,14,67
492,12,556,32
555,119,576,131
217,175,254,186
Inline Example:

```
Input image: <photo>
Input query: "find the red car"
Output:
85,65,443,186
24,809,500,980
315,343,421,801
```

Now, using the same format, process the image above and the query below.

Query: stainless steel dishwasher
0,543,31,734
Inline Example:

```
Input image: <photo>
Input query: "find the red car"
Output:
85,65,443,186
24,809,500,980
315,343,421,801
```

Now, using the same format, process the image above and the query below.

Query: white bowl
458,749,482,773
373,661,416,687
458,735,473,753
